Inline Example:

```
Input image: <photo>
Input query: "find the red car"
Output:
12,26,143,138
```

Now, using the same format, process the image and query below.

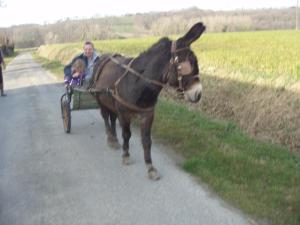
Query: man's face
84,44,94,59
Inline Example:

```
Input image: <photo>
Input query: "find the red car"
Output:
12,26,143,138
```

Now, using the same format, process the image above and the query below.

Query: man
0,48,6,97
64,41,100,86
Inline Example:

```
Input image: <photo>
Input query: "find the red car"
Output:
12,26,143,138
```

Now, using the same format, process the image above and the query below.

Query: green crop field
39,30,300,84
195,30,300,82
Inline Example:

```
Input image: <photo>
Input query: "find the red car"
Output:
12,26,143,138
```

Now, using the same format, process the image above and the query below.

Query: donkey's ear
177,22,206,47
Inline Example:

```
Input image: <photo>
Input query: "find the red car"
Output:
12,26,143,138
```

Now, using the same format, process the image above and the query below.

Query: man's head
83,41,94,59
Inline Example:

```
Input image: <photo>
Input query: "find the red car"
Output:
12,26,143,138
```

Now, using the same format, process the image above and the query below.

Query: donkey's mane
138,37,171,59
131,37,172,77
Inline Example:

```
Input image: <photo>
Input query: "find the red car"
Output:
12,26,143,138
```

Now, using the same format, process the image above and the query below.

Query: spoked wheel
60,93,71,133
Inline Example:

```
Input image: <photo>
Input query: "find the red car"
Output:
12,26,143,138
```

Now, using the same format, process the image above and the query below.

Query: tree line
0,7,299,48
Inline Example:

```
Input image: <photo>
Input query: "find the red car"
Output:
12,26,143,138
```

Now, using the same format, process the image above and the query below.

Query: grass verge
4,51,19,65
33,53,64,80
152,99,300,225
35,53,300,225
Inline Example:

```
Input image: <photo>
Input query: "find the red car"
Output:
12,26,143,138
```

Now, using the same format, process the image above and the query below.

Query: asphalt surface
0,53,253,225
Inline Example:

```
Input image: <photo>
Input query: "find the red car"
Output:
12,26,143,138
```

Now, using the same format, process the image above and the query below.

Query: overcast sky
0,0,297,27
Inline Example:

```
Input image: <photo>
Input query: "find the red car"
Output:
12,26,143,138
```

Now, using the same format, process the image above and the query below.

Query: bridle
165,41,198,94
90,41,198,112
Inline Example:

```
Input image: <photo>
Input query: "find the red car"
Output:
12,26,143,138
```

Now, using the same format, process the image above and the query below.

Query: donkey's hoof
122,156,131,165
109,141,121,150
148,167,160,181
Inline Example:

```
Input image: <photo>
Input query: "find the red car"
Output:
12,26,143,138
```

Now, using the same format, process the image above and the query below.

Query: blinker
178,61,193,76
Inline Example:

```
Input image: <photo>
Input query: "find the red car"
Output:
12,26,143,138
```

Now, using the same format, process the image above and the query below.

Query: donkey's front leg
118,113,132,165
140,112,160,180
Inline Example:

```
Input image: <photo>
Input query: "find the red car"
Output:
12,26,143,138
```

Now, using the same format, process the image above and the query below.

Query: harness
89,41,195,112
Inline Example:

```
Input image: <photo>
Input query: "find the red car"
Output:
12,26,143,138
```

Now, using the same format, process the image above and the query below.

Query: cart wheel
61,94,71,133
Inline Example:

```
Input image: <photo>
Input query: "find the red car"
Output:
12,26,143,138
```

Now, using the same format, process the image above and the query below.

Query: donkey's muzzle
184,83,202,103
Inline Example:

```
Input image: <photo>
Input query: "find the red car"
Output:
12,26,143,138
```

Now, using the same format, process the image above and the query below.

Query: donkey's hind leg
118,113,132,165
99,106,120,149
109,112,121,149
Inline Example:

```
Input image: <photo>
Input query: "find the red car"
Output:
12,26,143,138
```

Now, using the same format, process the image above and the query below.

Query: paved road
0,53,253,225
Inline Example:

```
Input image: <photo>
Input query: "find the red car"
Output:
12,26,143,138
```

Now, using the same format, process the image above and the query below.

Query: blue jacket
64,52,100,80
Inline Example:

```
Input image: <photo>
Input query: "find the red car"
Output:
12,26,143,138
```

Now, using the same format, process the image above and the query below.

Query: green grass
33,53,64,79
194,30,300,83
4,51,19,65
94,37,160,56
153,99,300,225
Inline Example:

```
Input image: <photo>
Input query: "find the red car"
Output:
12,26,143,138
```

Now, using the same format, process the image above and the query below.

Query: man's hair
84,41,94,49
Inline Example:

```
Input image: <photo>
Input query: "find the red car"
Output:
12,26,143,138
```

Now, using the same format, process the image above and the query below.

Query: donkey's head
165,22,205,103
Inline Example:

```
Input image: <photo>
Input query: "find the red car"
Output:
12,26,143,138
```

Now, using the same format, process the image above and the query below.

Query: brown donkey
91,22,206,180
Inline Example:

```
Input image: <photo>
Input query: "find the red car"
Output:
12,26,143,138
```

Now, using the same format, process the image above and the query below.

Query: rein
109,56,157,112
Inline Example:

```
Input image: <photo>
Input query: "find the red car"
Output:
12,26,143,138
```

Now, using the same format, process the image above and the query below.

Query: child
64,58,86,87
